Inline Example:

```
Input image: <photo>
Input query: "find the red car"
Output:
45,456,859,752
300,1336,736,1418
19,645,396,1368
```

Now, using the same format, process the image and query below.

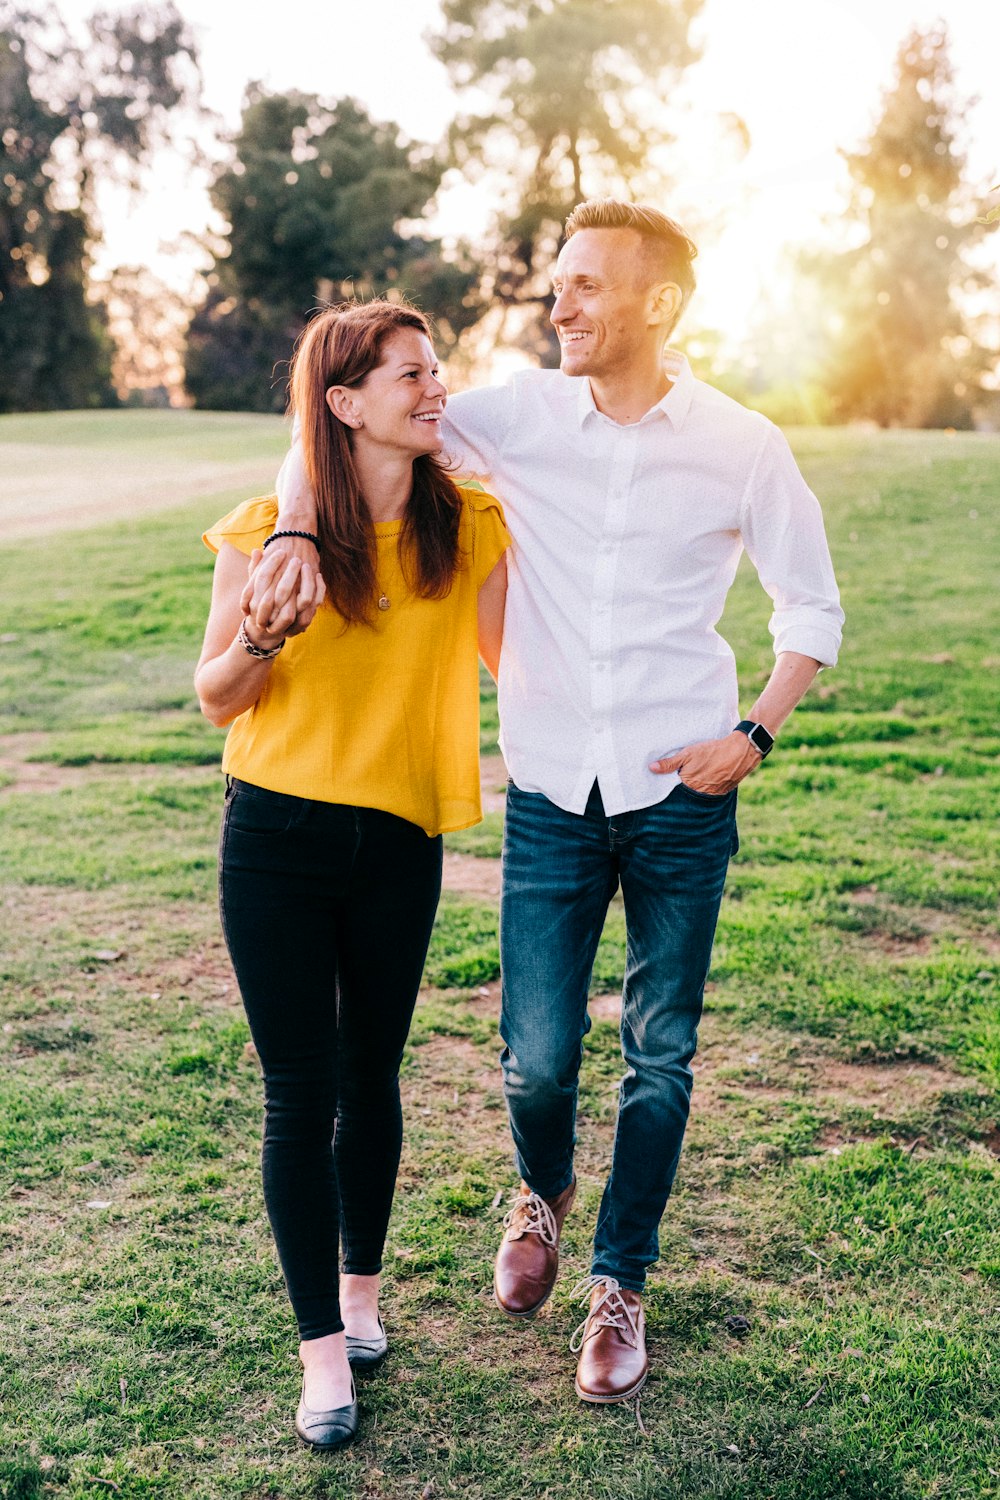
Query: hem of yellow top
219,767,485,841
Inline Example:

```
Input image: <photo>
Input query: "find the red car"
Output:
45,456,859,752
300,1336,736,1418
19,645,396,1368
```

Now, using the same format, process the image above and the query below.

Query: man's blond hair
564,198,698,329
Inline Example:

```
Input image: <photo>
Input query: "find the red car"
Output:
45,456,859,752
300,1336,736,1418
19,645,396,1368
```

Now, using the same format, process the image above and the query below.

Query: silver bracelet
237,617,285,660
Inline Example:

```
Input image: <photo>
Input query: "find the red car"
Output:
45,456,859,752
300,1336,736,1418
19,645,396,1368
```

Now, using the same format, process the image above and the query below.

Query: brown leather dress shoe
571,1276,648,1403
493,1177,576,1317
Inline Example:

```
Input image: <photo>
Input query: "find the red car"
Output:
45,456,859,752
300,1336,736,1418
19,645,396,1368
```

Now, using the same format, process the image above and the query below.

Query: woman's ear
326,386,363,428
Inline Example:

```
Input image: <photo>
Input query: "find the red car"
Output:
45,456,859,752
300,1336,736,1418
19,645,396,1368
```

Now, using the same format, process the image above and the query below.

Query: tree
98,264,192,405
0,2,201,412
185,89,483,412
816,24,995,428
429,0,704,360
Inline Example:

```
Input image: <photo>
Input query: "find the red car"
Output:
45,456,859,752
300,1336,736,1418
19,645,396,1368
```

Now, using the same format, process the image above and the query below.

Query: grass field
0,412,997,1500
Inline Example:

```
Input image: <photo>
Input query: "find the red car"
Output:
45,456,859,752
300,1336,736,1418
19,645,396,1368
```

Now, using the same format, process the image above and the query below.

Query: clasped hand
649,732,762,795
240,542,326,642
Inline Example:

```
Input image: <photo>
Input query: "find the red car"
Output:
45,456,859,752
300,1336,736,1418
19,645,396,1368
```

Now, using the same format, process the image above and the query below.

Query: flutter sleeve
466,488,511,588
202,495,279,557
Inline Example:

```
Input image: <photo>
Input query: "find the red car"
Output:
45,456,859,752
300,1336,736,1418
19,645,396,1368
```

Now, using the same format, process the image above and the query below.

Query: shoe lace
568,1274,640,1353
502,1190,558,1249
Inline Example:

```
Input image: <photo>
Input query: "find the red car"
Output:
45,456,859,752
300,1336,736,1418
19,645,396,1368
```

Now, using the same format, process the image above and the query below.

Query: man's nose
551,288,574,325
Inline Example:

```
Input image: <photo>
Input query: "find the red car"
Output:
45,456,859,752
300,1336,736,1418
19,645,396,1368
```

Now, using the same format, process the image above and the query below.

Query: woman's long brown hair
288,299,463,625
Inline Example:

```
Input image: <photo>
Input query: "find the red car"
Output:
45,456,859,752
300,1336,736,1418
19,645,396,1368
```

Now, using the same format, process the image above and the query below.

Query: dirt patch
847,886,998,957
403,1033,505,1162
862,931,934,957
589,993,621,1022
0,756,216,796
815,1055,963,1102
1,445,279,540
441,852,500,901
1,884,237,1038
690,1022,968,1106
410,1034,497,1096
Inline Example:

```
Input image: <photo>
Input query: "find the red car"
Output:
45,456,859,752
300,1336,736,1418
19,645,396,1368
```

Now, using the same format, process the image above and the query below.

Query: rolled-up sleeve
739,425,844,667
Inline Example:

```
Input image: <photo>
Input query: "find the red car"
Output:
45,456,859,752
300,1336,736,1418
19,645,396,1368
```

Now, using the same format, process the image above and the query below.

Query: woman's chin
413,428,444,456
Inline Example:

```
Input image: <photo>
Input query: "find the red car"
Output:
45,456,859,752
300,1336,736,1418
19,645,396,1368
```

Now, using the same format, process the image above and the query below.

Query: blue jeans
499,779,737,1292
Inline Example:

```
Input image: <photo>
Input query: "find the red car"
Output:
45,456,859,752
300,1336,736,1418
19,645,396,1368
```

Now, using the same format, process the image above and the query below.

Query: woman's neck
351,444,414,523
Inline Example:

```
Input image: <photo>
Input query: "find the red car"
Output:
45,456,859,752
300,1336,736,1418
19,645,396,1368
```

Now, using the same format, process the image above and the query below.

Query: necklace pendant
377,593,391,611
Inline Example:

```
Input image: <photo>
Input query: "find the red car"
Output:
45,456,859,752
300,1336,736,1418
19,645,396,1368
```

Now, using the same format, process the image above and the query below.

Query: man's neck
588,351,673,427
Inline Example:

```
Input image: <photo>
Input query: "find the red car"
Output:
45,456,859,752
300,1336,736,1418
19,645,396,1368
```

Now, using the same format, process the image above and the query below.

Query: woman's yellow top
203,488,509,837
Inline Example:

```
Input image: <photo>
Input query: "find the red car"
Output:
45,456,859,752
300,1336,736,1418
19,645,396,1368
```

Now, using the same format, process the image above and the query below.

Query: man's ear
649,281,683,331
326,386,362,428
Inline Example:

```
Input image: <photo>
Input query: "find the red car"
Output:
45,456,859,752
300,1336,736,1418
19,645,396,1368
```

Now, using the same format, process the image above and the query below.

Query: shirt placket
579,423,638,811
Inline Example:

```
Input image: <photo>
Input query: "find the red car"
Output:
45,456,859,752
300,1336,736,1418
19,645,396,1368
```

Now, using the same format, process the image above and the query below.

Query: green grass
0,408,286,454
1,414,998,1499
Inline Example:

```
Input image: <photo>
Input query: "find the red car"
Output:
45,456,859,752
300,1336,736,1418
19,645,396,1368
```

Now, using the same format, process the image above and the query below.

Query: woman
195,300,508,1451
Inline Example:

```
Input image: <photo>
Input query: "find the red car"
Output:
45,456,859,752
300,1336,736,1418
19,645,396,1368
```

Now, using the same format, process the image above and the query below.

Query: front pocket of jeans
676,779,731,804
225,786,304,835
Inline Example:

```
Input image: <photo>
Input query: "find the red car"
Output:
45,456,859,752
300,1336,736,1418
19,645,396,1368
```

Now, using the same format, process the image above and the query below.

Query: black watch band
735,720,774,758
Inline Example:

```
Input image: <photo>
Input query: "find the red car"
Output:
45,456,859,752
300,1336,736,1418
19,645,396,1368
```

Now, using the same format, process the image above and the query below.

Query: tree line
0,0,995,426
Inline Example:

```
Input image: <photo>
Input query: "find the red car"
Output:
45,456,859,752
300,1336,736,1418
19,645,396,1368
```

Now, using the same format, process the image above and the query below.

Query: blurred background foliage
0,0,200,410
0,0,996,422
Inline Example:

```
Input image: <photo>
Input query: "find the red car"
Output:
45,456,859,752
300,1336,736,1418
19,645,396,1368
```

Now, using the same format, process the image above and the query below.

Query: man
253,199,844,1404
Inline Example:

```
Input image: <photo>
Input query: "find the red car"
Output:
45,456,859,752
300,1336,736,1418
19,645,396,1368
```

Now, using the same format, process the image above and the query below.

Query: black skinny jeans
219,778,442,1341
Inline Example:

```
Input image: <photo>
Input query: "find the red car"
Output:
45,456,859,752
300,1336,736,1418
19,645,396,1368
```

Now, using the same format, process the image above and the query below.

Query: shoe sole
296,1428,358,1451
575,1370,648,1404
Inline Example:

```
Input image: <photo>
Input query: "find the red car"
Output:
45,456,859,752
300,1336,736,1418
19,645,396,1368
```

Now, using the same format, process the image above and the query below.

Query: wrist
734,720,774,759
238,617,286,659
277,504,318,529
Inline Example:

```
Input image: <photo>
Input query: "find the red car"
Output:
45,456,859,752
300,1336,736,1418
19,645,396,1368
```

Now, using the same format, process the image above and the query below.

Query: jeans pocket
225,782,306,836
676,778,732,804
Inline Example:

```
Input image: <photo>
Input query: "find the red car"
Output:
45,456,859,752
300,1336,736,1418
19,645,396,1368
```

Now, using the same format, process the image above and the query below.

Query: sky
64,0,1000,351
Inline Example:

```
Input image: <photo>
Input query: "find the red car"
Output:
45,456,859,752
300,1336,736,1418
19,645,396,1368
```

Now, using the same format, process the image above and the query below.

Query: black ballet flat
294,1377,359,1451
346,1314,388,1370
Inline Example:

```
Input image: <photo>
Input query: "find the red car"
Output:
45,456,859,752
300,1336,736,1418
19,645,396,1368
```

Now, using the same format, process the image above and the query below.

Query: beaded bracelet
237,618,285,660
262,529,320,551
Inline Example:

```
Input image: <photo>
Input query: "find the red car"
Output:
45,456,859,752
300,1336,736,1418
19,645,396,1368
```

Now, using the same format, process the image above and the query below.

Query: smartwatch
735,720,774,759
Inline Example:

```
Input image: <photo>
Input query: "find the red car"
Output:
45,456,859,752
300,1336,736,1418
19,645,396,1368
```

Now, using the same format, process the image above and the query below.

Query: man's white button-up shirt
444,353,844,817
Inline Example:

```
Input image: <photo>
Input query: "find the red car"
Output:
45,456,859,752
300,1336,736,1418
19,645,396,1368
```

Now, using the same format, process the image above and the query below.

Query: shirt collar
575,349,694,432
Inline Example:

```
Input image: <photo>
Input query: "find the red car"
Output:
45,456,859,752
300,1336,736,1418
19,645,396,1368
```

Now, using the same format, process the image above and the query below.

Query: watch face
749,724,773,755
